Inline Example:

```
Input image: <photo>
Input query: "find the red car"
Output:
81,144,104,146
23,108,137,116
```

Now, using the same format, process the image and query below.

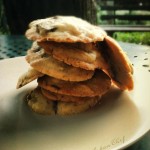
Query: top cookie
25,16,107,43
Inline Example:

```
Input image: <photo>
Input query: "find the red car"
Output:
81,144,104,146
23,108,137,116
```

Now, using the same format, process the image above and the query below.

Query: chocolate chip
134,56,138,58
51,84,60,90
53,101,58,114
144,58,148,60
26,92,37,102
26,93,31,101
33,47,41,53
36,25,40,33
142,65,149,67
48,27,57,32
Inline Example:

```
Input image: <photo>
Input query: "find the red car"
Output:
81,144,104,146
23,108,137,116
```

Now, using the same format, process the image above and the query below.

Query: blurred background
0,0,150,45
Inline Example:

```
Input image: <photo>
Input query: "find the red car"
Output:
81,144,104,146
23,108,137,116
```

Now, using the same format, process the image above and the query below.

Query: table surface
0,35,150,150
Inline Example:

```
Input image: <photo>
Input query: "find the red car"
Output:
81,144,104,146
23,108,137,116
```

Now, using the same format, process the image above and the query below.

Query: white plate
0,57,150,150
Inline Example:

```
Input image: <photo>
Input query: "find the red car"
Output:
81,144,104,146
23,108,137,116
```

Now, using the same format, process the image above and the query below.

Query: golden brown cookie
27,87,100,115
26,43,94,81
38,70,111,97
57,96,100,115
27,87,55,115
25,16,107,43
41,88,100,104
38,41,107,70
16,67,44,89
99,36,133,90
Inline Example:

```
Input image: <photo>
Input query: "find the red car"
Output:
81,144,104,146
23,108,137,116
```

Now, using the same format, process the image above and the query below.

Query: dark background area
0,0,149,45
1,0,97,34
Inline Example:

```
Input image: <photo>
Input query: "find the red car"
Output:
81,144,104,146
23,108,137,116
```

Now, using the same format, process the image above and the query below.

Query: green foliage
113,32,150,45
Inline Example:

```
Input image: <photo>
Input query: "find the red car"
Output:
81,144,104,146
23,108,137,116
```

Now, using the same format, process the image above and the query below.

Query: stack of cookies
17,16,133,115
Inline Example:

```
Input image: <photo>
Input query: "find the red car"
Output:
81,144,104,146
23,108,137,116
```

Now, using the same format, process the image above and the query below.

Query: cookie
26,44,94,81
41,88,100,104
57,96,100,115
27,87,100,115
38,41,107,70
38,70,111,97
27,87,55,115
16,67,44,89
25,16,107,43
98,36,133,90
